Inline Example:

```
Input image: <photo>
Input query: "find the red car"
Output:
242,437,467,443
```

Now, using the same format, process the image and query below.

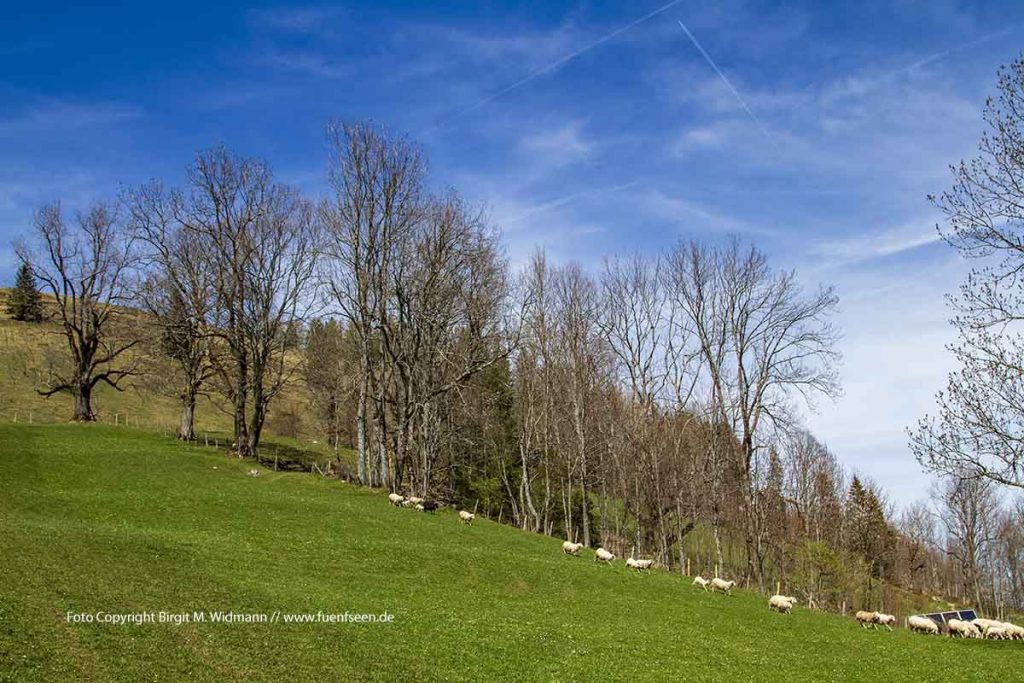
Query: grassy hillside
1,424,1020,681
0,293,348,471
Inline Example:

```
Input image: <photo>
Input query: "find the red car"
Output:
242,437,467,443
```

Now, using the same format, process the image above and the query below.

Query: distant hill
0,288,345,472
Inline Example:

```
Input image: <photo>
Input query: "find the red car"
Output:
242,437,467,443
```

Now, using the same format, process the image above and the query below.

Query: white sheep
388,493,404,506
562,541,584,555
458,510,475,525
985,626,1007,640
965,622,983,639
908,615,939,635
692,576,709,590
855,610,877,629
595,547,615,563
971,617,1002,636
947,618,968,637
710,578,735,595
625,558,653,571
1001,622,1024,640
874,613,896,631
401,499,415,507
408,496,425,506
768,595,797,614
414,503,425,512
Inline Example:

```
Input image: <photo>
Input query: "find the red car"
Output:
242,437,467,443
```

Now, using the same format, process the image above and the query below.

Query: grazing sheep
414,503,425,512
874,613,896,631
595,547,615,563
1001,622,1024,640
562,541,584,555
388,493,405,506
692,576,709,591
971,618,1003,637
408,496,425,506
710,578,735,595
625,558,653,571
855,611,877,629
908,615,939,635
965,622,983,639
947,618,967,637
768,595,796,614
247,468,261,477
985,626,1007,640
422,500,439,512
458,510,475,525
401,499,415,507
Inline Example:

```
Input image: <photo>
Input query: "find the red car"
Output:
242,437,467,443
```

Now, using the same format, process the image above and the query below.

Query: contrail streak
438,0,685,127
676,19,779,151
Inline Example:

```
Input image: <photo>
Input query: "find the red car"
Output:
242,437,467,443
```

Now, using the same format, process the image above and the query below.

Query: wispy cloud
248,6,347,36
675,20,779,152
520,121,592,164
810,221,942,265
0,101,141,137
501,180,639,226
438,0,685,125
260,49,351,79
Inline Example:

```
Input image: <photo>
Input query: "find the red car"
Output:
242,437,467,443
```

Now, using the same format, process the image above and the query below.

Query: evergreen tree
6,262,43,322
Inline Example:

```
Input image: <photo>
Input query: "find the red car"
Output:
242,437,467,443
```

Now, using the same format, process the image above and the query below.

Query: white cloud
520,121,592,163
810,220,943,265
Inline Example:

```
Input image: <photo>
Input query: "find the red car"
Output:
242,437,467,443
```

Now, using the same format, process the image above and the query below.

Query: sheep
562,541,584,555
985,626,1007,640
594,547,615,564
408,496,425,506
246,468,261,477
908,615,939,635
388,493,405,506
625,558,653,572
971,618,1002,636
855,611,877,629
874,613,896,631
692,576,709,591
422,500,440,512
948,619,981,639
1001,622,1024,640
458,510,475,525
768,595,796,614
401,499,415,508
710,578,735,595
414,503,425,512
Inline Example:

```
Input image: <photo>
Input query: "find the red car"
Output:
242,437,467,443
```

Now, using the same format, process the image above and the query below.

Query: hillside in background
0,289,348,472
1,423,1021,682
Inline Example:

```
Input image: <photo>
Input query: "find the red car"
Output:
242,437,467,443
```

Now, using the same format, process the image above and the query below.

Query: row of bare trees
19,147,319,459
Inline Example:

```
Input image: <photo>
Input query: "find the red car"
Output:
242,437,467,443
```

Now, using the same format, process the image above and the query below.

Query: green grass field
1,424,1021,682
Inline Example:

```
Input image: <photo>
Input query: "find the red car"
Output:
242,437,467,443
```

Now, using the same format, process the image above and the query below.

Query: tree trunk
178,392,196,441
356,350,369,485
72,381,95,422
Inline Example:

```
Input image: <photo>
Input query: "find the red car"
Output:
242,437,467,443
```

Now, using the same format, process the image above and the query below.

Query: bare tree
175,147,319,458
321,121,426,486
126,181,215,440
911,57,1024,490
667,238,840,589
934,475,999,607
18,202,139,421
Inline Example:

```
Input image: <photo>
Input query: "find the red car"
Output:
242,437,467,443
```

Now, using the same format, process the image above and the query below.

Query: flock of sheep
386,492,1020,642
387,492,470,521
905,616,1024,640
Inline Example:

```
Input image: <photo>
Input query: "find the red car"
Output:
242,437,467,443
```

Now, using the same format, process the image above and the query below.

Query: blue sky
2,1,1022,505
